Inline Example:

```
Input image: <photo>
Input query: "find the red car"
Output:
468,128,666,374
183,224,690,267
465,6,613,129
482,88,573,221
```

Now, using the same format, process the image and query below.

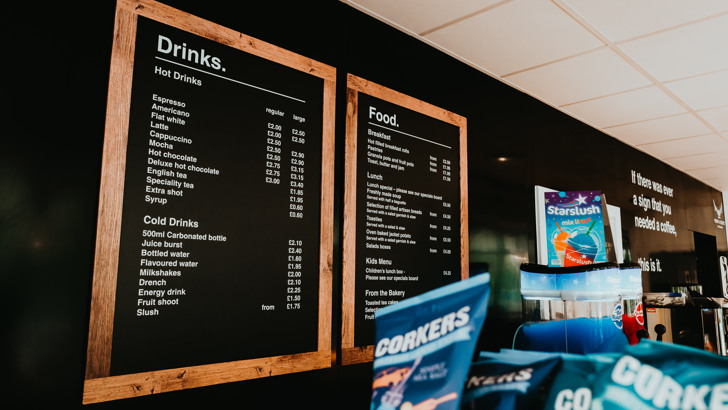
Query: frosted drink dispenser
516,263,628,354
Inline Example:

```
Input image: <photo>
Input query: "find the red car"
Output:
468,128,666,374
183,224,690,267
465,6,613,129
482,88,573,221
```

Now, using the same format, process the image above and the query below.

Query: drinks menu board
341,75,468,364
84,0,334,403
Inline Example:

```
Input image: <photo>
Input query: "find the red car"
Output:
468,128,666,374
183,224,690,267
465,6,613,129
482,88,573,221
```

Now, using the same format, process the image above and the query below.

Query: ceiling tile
562,86,686,128
638,134,728,159
618,14,728,82
341,0,503,34
343,0,728,191
504,47,652,106
561,0,728,43
703,178,728,192
664,148,728,171
424,0,603,76
686,166,728,183
698,106,728,132
606,113,713,146
665,69,728,111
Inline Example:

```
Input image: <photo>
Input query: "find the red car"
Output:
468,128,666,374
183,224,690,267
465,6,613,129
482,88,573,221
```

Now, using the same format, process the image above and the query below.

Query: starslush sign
544,191,608,267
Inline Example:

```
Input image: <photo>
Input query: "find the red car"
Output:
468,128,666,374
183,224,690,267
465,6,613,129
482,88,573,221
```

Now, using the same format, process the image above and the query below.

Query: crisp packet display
542,352,618,409
461,350,561,409
371,273,491,410
542,341,728,410
464,340,728,409
588,341,728,410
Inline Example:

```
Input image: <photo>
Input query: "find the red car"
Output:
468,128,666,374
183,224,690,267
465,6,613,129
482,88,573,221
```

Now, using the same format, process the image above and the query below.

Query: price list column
428,156,456,264
263,109,313,312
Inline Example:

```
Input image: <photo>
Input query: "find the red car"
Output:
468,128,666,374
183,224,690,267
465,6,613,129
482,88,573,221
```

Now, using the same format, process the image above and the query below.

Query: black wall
3,1,725,408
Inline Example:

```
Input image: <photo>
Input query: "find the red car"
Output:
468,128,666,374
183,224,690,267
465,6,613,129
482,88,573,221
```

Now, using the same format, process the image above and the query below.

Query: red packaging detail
635,302,644,326
622,313,647,345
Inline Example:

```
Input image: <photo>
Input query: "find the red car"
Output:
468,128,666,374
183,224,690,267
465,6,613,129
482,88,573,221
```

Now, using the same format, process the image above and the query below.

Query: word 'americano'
157,35,224,71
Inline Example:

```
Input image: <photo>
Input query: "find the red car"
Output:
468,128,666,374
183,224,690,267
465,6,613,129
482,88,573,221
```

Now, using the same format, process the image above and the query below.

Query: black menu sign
84,1,334,403
341,75,468,364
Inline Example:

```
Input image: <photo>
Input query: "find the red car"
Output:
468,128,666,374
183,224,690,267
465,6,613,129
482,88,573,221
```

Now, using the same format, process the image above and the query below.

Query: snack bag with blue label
461,350,561,409
590,340,728,410
542,340,728,409
543,352,619,409
371,273,491,410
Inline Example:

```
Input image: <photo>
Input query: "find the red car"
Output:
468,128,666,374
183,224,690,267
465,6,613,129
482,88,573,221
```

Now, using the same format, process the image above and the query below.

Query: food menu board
84,0,334,403
342,75,468,364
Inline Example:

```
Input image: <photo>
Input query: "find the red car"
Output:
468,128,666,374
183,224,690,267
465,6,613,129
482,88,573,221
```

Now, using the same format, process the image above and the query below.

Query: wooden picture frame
341,74,468,365
83,0,335,403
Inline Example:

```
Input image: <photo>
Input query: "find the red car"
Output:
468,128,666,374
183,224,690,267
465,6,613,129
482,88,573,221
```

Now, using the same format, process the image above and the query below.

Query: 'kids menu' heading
544,190,607,267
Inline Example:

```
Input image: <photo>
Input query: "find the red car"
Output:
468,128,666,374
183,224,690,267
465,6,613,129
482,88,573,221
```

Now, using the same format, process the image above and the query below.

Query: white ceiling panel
504,47,652,106
344,0,503,34
561,0,728,43
699,106,728,132
340,0,728,191
423,0,603,76
706,176,728,189
605,114,713,146
665,69,728,111
665,149,728,171
562,87,687,128
618,14,728,82
687,166,728,182
638,134,728,159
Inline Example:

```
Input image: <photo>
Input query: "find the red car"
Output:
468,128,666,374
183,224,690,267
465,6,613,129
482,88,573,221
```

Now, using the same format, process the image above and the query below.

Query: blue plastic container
516,263,627,354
